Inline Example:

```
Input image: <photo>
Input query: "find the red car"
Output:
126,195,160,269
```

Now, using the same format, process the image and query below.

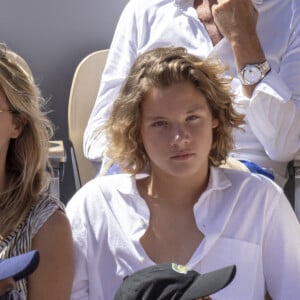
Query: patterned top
0,195,65,299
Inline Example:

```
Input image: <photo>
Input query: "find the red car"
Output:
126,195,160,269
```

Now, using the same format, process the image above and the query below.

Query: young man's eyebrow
143,115,166,121
186,105,206,113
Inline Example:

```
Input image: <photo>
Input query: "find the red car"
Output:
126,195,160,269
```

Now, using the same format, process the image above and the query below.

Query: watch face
243,65,261,85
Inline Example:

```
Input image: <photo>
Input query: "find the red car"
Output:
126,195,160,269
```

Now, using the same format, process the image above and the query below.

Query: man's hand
211,0,265,97
212,0,258,44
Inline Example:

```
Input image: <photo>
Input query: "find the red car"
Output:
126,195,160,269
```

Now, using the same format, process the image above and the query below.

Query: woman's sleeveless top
0,195,65,299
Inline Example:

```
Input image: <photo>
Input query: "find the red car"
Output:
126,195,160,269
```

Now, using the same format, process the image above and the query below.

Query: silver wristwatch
238,61,271,86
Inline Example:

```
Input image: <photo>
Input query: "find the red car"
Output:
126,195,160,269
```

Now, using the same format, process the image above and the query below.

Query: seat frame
68,49,109,189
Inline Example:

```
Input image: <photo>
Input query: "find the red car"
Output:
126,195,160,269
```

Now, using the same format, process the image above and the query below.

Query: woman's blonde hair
0,44,53,236
103,47,244,174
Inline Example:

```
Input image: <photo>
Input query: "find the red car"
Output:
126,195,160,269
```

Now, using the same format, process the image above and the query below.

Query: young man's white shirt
66,168,300,300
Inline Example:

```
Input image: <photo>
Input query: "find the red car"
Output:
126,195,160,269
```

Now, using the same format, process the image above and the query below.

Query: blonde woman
0,44,74,299
67,47,300,299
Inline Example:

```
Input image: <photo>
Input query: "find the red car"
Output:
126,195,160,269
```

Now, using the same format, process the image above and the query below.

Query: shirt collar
207,166,232,191
112,173,146,195
113,167,232,196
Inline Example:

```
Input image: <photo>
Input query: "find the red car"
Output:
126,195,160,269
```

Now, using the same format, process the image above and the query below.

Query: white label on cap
172,263,189,274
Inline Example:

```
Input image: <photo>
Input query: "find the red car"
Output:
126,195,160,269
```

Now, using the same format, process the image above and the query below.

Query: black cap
114,263,236,300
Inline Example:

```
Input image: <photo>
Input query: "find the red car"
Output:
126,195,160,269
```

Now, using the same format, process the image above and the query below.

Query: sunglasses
0,290,22,300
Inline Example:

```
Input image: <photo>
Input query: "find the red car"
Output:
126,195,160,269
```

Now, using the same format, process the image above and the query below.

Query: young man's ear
212,118,219,128
10,115,27,139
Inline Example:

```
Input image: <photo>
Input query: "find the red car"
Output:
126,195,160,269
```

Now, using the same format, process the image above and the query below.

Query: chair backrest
68,49,109,189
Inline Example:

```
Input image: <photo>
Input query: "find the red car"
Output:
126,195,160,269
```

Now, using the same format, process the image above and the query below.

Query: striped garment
0,195,65,299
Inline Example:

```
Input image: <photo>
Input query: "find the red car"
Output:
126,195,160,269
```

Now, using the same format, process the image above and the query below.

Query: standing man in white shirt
84,0,300,187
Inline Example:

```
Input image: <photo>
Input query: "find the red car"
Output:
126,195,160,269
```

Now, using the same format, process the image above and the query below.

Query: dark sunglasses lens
0,290,22,300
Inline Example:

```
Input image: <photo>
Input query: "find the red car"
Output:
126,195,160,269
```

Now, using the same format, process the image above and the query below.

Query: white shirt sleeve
83,1,138,161
263,191,300,299
246,11,300,162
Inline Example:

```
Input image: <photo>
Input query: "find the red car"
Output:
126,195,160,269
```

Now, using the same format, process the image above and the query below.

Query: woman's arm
29,210,74,300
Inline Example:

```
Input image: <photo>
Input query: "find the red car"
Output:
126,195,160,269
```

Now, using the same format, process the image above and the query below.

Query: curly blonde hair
103,47,244,174
0,44,53,236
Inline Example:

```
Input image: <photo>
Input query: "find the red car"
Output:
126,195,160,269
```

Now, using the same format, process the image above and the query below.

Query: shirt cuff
253,69,292,104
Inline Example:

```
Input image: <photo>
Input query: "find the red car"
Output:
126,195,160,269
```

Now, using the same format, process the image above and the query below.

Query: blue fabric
97,163,121,176
106,163,122,175
0,250,39,281
239,160,275,180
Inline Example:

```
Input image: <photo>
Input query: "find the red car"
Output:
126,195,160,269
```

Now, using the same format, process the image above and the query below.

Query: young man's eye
186,115,200,122
151,120,168,127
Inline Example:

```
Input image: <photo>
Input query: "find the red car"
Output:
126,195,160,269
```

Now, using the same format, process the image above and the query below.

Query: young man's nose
170,124,189,146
